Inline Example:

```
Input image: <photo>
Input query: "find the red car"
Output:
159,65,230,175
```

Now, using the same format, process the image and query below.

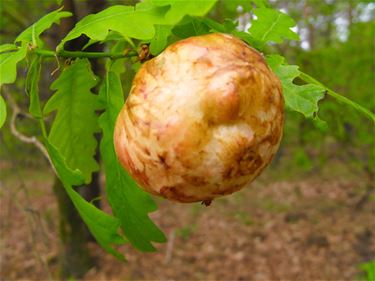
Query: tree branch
164,229,176,264
4,92,54,171
34,48,138,59
0,47,139,60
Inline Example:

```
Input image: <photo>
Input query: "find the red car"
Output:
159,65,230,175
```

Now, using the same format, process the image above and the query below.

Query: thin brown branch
3,91,54,172
164,229,176,264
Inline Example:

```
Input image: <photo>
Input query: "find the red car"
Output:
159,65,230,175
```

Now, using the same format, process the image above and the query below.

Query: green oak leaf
249,8,299,45
223,19,238,32
171,17,235,41
82,31,128,50
44,59,100,183
16,7,72,46
25,55,42,118
59,1,217,53
98,70,166,252
150,25,172,55
151,0,217,24
0,95,6,128
201,17,226,33
267,54,325,118
172,16,210,39
57,3,169,50
360,260,375,281
0,43,18,53
0,45,27,87
45,140,126,260
231,30,263,50
172,17,263,50
148,0,217,54
221,0,267,12
223,0,252,13
299,71,375,123
251,0,268,8
313,116,328,132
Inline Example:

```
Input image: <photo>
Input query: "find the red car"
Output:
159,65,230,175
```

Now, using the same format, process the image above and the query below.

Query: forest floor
0,161,374,281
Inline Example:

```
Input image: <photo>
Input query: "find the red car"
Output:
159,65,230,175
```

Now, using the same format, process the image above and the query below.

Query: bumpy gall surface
114,33,284,203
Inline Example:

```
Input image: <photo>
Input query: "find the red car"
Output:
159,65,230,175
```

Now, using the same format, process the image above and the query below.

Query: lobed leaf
26,55,42,118
0,45,27,87
16,7,72,46
98,70,166,252
151,0,217,25
171,16,237,42
171,17,264,50
222,0,253,13
27,59,126,259
58,1,217,54
43,59,100,183
57,4,169,50
0,95,6,128
249,8,299,45
172,17,210,39
148,1,217,54
267,54,325,118
45,140,126,260
150,25,172,55
299,71,375,123
251,0,268,8
0,44,18,53
232,30,264,50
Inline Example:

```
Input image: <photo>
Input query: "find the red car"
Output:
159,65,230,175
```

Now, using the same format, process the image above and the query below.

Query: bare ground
0,164,374,280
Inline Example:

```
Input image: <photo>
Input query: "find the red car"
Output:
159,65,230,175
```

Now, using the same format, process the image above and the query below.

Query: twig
164,229,176,264
34,48,138,59
4,92,54,172
50,54,61,76
1,46,139,60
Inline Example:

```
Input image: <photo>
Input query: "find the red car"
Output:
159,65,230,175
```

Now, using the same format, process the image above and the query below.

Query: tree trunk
303,2,315,50
348,0,354,28
52,179,94,279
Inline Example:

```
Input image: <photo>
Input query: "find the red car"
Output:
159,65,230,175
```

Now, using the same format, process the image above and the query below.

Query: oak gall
114,33,284,203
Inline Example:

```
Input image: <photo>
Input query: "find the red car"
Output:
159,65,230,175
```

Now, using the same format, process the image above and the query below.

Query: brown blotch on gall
157,153,170,169
160,186,198,203
181,175,208,186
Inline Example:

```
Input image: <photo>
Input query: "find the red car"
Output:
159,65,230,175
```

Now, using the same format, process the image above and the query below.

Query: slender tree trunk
303,2,315,50
307,22,315,50
52,179,94,279
348,0,354,28
81,0,106,213
324,14,333,47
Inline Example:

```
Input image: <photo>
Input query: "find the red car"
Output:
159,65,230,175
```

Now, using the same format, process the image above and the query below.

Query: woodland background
0,0,374,280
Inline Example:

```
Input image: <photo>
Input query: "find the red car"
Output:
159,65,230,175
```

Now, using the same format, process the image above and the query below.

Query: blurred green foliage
360,260,375,281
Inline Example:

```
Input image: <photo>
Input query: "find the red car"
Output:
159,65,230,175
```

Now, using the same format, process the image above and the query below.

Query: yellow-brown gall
114,33,284,203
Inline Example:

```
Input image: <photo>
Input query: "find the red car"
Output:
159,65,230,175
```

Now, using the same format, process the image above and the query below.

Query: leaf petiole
299,71,375,123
